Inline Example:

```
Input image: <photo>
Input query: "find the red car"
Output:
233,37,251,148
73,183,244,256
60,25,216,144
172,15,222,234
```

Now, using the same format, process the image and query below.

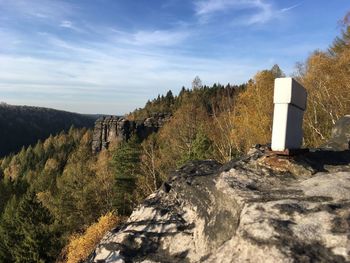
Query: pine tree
191,130,213,160
329,12,350,55
0,193,60,263
179,86,187,97
12,192,61,263
165,90,175,107
52,131,97,233
180,129,213,164
0,178,14,215
0,197,19,262
270,64,285,78
112,136,141,216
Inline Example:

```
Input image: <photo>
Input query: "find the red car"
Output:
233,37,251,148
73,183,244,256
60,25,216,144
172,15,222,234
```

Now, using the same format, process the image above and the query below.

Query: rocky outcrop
89,118,350,262
324,115,350,150
92,114,170,153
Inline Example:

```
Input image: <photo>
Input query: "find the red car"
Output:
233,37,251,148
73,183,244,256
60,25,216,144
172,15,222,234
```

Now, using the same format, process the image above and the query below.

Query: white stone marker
271,78,307,151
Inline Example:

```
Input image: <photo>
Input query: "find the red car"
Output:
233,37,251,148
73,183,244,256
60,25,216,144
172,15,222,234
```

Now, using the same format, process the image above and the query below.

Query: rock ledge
89,146,350,263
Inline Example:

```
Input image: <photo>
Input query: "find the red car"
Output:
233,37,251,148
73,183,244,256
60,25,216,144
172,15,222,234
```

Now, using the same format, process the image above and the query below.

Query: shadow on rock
297,149,350,172
107,195,193,263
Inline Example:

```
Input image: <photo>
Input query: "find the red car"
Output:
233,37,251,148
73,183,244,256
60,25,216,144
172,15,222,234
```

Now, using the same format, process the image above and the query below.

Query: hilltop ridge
0,103,98,157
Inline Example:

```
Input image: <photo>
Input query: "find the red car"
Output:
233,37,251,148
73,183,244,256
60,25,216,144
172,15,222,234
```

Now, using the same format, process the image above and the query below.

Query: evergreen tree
0,197,19,262
329,12,350,55
52,131,97,234
12,192,60,263
0,178,14,215
179,86,187,97
0,193,60,263
112,136,141,216
180,129,213,164
165,90,175,107
191,130,213,160
270,64,285,78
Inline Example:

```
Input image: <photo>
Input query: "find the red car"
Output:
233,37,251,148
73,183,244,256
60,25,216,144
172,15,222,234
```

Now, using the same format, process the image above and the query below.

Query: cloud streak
194,0,300,26
280,3,301,13
0,0,76,22
114,29,191,46
195,0,274,23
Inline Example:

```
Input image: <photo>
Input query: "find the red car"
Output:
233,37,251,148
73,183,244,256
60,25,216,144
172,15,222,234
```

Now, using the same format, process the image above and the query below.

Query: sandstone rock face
324,115,350,150
89,145,350,262
92,114,169,153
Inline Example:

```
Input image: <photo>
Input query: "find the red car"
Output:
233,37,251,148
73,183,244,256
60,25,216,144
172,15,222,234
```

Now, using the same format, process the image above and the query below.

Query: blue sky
0,0,349,114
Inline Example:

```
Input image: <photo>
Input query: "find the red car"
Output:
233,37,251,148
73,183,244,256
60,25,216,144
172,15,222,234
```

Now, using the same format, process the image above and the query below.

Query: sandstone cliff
89,116,350,263
92,114,169,153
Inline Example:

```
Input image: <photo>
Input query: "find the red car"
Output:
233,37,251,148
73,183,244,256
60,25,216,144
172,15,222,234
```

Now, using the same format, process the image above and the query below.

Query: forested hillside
0,104,98,157
129,81,244,120
0,12,349,263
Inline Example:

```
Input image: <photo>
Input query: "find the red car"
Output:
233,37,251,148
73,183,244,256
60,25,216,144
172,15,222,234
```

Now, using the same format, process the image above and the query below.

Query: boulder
324,115,350,150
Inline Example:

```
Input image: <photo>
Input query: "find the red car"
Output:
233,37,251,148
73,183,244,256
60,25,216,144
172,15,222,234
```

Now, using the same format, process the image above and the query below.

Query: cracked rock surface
89,145,350,263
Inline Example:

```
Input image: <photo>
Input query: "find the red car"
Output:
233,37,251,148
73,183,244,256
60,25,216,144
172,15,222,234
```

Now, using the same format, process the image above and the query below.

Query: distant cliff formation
92,114,170,153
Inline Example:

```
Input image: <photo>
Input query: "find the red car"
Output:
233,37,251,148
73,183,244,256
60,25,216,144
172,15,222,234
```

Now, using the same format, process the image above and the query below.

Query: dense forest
0,12,350,263
0,104,98,157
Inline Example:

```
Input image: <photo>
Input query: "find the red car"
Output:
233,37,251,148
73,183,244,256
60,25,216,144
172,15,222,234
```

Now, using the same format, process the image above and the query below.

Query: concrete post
271,78,307,151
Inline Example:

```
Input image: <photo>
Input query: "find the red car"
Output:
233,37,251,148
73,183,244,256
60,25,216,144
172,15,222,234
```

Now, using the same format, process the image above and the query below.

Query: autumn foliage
66,212,119,263
299,51,350,146
230,69,278,153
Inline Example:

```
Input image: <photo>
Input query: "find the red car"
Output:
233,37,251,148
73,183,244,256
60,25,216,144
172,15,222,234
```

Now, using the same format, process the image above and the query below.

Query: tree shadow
92,195,193,263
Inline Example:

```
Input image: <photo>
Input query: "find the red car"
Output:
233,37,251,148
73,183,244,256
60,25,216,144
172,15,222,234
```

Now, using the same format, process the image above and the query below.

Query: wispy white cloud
0,0,75,21
60,20,73,29
117,29,190,46
195,0,239,15
194,0,298,26
59,20,84,33
245,0,273,25
280,3,301,13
